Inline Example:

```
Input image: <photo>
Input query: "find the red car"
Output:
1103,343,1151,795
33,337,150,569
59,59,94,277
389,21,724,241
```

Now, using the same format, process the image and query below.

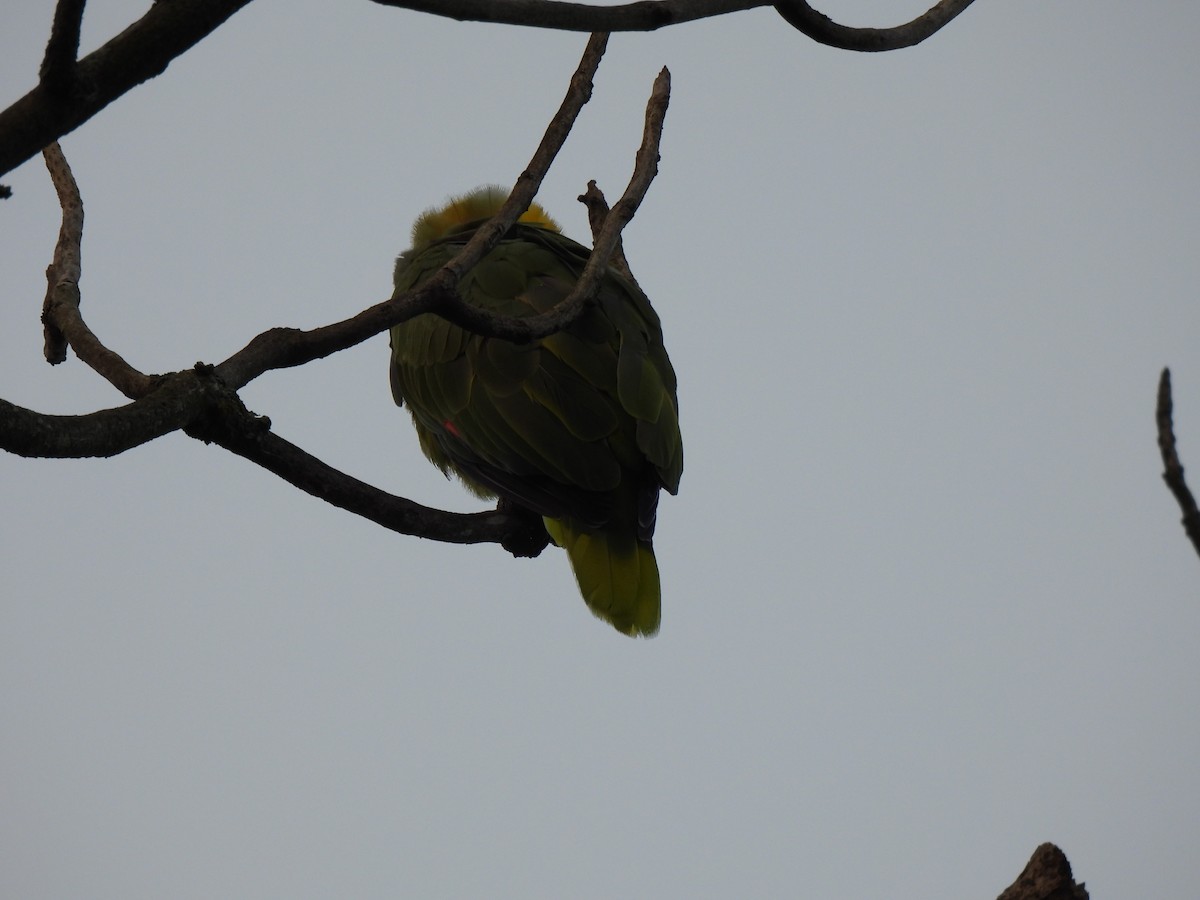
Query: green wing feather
390,192,682,636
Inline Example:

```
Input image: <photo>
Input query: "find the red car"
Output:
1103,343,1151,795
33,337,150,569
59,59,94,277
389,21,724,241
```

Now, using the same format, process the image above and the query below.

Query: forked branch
426,63,670,346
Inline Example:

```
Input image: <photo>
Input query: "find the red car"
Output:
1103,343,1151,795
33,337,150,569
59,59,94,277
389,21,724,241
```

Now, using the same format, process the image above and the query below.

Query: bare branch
367,0,765,32
370,0,976,48
0,0,255,177
578,66,668,282
1156,368,1200,560
41,143,155,398
430,62,670,343
187,405,551,552
578,181,634,282
0,359,550,553
773,0,977,51
436,33,609,292
40,141,79,366
0,370,213,458
39,0,88,96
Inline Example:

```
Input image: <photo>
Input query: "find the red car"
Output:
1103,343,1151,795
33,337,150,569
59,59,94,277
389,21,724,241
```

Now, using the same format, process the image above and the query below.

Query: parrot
389,186,683,636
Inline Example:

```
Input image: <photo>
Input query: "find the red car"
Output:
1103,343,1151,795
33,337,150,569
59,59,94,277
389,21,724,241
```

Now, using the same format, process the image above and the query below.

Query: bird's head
410,185,561,251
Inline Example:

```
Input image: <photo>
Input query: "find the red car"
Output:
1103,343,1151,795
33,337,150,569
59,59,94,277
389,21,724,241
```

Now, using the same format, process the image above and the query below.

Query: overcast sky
3,1,1199,897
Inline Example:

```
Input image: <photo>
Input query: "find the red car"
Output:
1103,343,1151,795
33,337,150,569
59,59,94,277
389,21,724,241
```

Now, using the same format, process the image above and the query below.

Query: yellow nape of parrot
388,185,683,637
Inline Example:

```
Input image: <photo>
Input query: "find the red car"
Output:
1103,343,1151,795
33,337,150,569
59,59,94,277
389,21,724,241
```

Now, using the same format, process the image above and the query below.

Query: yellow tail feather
544,518,661,637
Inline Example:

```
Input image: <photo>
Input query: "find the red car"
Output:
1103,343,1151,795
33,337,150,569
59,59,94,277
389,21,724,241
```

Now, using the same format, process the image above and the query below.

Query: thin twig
372,0,975,49
439,32,609,287
0,363,546,549
41,142,155,398
578,181,634,283
1,371,214,458
39,0,88,96
40,141,79,366
773,0,977,51
431,63,671,343
1156,368,1200,560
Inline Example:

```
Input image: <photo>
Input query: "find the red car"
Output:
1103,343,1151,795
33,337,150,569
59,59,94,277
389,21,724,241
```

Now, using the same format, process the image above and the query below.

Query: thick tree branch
573,67,668,283
0,0,255,178
368,0,765,32
371,0,974,49
433,34,609,299
40,141,79,367
774,0,977,51
39,0,88,97
1,369,215,458
578,181,632,282
0,363,549,549
1156,368,1200,560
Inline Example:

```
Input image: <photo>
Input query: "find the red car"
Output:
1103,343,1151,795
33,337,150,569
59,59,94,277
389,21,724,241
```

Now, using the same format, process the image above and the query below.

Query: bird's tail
544,517,661,637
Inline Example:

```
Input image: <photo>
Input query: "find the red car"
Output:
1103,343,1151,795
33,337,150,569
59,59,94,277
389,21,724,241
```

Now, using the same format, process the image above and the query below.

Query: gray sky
3,1,1199,896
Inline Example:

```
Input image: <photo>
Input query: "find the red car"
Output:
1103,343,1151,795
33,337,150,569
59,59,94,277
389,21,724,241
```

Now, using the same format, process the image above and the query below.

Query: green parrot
389,186,683,636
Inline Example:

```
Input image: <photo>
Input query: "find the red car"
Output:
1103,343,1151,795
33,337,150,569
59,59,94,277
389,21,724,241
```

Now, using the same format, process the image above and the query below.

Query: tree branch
367,0,765,32
1,369,215,458
773,0,978,51
578,181,634,283
39,0,88,97
432,34,609,293
370,0,976,49
41,142,156,397
429,62,670,345
1156,368,1200,560
1,0,983,179
186,401,551,553
0,0,255,178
